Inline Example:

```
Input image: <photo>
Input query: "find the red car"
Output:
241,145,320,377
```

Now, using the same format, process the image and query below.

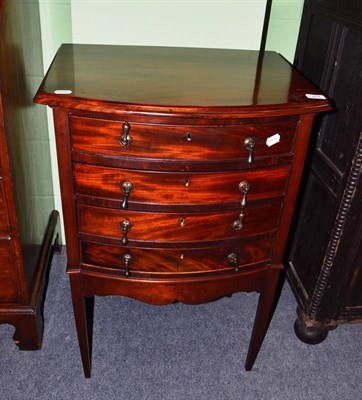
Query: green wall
266,0,304,62
2,0,55,244
71,1,267,50
39,0,72,240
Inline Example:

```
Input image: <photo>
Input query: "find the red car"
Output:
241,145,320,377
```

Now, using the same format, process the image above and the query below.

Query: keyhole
185,179,190,187
186,132,192,142
179,218,186,227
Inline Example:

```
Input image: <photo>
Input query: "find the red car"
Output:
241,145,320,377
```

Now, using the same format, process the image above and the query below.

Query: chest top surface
34,44,329,116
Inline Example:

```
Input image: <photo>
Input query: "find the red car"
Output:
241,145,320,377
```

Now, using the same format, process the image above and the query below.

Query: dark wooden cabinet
287,0,362,343
34,44,329,377
0,0,59,348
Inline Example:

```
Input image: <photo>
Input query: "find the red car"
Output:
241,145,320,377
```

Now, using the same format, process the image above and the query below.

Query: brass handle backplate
121,253,133,277
243,137,256,165
238,180,251,208
121,180,134,209
227,252,239,272
120,122,132,147
120,219,132,245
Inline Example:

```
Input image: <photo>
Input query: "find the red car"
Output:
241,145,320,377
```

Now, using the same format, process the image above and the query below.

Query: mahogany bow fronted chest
34,44,330,377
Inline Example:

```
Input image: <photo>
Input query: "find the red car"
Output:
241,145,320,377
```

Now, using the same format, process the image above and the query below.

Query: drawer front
77,203,282,243
74,164,289,207
0,178,10,232
0,239,20,303
81,239,273,274
70,116,296,161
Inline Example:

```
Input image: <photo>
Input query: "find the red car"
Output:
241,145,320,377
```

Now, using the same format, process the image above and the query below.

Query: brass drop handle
121,180,134,209
238,180,250,208
120,122,132,147
121,253,133,277
120,219,132,245
243,137,256,165
227,252,239,272
232,211,245,231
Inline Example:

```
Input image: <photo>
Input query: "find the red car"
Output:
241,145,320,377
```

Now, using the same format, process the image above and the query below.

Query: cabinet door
289,0,362,321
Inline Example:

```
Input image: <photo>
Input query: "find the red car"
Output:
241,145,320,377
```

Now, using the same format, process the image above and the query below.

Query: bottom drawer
80,239,273,276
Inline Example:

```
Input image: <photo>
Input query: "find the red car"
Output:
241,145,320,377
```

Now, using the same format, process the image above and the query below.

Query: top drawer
70,116,297,162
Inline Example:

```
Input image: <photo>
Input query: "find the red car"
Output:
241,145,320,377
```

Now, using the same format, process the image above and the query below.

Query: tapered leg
69,274,94,378
245,266,281,371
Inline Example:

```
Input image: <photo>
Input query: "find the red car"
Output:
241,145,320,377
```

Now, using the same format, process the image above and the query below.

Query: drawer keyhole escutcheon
227,252,239,272
186,131,192,141
121,253,133,277
185,179,191,187
120,180,134,209
120,122,132,147
120,219,132,245
243,137,256,165
179,218,186,227
238,180,250,208
232,211,245,231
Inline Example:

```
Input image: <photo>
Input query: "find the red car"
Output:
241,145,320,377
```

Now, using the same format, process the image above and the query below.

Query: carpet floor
0,248,361,399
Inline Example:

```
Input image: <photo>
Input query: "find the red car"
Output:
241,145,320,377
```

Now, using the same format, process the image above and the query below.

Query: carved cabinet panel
287,0,362,343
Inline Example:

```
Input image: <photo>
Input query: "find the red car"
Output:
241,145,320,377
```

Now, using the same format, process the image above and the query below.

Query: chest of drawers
0,0,59,350
34,44,330,377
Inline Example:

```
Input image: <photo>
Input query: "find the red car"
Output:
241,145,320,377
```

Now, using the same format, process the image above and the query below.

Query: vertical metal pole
259,0,273,53
254,0,273,104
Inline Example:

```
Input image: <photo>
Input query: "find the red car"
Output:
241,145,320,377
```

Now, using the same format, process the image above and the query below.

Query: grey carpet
0,248,361,399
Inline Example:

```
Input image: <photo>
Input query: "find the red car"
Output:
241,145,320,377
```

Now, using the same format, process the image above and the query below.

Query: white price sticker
54,89,72,95
266,133,281,147
305,93,326,100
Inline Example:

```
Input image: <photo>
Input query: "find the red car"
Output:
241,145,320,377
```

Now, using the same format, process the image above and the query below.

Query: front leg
69,273,94,378
245,266,282,371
